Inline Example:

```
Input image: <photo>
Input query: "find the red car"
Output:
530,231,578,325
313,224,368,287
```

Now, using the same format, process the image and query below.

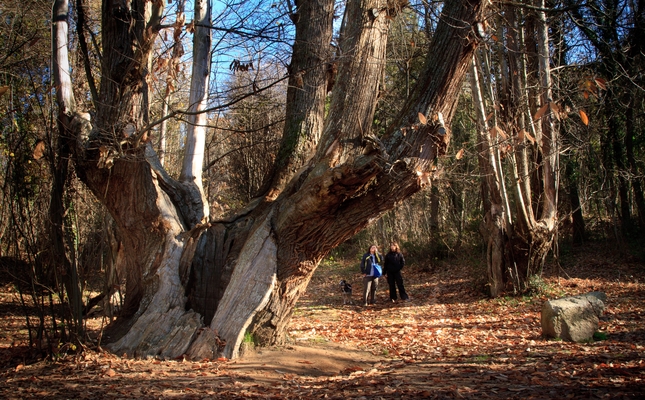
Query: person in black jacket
383,242,409,302
360,245,382,306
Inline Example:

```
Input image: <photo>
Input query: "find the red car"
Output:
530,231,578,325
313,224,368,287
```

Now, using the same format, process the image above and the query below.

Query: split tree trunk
56,0,487,359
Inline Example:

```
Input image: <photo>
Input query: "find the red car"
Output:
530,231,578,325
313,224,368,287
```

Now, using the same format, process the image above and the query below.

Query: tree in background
565,0,645,235
468,0,562,295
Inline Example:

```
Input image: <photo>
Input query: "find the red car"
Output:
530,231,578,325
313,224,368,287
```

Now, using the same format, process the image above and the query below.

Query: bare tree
52,0,487,359
470,0,560,295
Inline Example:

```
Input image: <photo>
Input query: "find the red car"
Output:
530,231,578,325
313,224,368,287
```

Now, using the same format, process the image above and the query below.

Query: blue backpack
370,255,382,278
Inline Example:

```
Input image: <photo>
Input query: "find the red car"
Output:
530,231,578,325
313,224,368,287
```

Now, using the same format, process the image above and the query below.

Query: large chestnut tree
52,0,487,359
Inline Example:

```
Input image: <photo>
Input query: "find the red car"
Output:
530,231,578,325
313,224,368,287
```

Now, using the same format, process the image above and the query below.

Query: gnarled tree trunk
55,0,487,359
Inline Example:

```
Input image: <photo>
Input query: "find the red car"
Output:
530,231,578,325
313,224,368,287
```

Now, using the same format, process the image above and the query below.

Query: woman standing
383,242,409,302
360,245,382,306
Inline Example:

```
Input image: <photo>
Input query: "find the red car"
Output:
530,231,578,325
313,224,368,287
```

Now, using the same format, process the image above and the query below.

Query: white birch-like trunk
536,0,558,229
52,0,75,115
180,0,211,221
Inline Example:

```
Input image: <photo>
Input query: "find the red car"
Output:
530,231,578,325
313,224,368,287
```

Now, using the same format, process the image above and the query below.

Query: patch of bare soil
230,343,382,381
1,242,644,399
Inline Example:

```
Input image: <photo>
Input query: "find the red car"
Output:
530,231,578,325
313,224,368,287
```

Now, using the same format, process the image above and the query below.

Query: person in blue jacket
360,245,382,306
383,242,409,302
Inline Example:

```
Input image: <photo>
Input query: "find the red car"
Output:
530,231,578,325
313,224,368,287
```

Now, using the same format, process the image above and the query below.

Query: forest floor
0,241,644,399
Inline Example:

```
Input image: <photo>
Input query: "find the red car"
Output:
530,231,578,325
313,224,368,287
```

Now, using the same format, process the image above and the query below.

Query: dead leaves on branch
531,77,606,127
580,76,607,100
32,140,46,160
489,125,507,140
518,129,535,145
533,100,592,127
533,101,568,123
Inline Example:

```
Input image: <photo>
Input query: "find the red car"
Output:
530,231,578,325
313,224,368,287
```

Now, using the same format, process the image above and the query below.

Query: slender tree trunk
52,0,83,336
470,1,559,295
430,186,439,235
499,0,559,283
609,107,632,235
179,0,211,223
157,0,185,168
470,56,506,297
625,101,645,229
565,160,586,244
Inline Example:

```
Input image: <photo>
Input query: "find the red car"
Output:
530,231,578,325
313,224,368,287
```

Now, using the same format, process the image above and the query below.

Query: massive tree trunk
55,0,487,359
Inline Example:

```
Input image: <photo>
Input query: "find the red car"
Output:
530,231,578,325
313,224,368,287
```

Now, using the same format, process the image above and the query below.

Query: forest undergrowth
0,240,643,399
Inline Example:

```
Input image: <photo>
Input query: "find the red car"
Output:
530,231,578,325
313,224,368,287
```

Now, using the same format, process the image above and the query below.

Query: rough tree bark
54,0,487,359
259,0,335,197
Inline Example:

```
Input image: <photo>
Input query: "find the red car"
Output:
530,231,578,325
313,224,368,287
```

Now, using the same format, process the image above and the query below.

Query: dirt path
228,343,382,381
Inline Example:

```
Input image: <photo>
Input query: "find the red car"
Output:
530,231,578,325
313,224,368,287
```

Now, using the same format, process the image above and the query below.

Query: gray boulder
541,291,607,342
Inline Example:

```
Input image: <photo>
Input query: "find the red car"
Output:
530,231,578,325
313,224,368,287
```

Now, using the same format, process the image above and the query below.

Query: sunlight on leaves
416,170,432,187
33,140,45,160
594,77,607,90
490,125,507,140
533,103,549,122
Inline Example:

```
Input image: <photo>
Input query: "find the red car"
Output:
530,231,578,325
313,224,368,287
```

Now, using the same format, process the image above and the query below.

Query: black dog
340,280,353,305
